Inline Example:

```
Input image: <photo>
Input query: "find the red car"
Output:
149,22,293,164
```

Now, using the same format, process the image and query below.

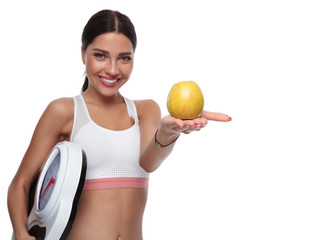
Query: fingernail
228,117,232,121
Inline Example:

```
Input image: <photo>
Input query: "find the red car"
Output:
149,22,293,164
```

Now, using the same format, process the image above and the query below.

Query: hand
13,231,36,240
16,236,36,240
161,110,231,135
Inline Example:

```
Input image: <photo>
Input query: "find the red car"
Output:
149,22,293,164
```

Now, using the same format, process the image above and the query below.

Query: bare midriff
66,188,148,240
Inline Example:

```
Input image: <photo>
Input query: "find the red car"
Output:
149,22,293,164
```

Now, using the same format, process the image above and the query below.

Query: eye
120,56,132,62
94,53,106,60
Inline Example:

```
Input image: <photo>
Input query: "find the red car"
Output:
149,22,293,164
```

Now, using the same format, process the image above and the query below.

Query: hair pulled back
81,10,137,92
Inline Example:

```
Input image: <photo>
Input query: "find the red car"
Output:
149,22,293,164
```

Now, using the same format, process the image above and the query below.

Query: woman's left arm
136,100,231,173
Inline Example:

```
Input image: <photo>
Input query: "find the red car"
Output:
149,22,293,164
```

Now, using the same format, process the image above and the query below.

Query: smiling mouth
99,76,120,83
98,76,121,87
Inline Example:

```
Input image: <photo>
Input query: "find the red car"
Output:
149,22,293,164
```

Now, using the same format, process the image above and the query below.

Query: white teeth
100,77,118,83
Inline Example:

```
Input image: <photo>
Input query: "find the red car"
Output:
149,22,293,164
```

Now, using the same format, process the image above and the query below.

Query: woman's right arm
7,98,73,240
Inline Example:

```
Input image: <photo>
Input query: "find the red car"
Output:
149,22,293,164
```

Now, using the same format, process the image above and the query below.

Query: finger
193,117,208,127
175,124,191,132
193,118,202,126
184,126,203,133
182,119,195,127
172,118,186,129
183,123,206,133
179,118,207,132
162,116,184,129
200,111,232,122
170,118,192,132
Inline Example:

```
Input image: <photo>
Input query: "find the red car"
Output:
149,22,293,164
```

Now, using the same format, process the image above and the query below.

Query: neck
82,88,124,107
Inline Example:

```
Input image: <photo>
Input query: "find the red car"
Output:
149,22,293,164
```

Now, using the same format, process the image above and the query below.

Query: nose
105,60,119,77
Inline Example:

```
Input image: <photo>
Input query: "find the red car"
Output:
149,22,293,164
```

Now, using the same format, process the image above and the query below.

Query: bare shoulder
37,97,74,137
134,99,161,135
134,99,161,119
45,97,74,120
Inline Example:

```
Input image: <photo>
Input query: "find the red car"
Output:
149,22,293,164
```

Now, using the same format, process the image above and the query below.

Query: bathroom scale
12,141,87,240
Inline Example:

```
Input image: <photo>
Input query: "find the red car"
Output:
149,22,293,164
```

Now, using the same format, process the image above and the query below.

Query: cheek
86,59,105,74
121,64,134,77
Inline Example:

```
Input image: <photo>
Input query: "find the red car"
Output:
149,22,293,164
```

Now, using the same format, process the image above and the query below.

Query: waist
83,177,149,190
67,187,147,239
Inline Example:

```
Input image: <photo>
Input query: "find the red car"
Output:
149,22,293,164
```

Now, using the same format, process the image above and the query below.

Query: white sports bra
70,95,149,190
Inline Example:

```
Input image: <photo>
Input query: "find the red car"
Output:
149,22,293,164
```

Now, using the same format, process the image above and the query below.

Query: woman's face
82,32,134,97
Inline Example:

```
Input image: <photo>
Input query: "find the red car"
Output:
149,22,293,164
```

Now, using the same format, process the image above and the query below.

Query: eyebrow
92,48,133,56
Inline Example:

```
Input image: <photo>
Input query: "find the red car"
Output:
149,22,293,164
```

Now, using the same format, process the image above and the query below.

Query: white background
1,0,323,239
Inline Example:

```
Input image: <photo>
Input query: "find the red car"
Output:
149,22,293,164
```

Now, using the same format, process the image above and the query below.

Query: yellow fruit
167,81,204,119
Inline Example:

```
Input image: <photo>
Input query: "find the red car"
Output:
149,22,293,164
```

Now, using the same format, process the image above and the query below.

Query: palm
162,110,231,134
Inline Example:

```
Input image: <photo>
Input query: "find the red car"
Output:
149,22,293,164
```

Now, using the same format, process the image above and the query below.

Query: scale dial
37,148,61,211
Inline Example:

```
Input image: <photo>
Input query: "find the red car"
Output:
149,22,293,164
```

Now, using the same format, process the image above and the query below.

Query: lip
98,75,121,88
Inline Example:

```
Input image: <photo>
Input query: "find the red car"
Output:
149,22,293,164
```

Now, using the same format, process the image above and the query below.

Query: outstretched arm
137,100,231,173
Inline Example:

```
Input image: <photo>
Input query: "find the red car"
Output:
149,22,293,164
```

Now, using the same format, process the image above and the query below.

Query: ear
81,47,86,65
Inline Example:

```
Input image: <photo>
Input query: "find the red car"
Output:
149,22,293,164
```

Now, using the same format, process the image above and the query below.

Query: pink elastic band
83,177,149,190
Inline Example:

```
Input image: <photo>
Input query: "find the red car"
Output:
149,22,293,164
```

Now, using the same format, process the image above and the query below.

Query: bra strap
71,95,90,141
124,97,139,123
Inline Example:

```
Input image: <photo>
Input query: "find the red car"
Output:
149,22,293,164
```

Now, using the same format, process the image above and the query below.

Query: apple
167,81,204,119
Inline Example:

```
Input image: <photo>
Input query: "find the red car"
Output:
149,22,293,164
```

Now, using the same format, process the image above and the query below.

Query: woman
8,10,231,240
